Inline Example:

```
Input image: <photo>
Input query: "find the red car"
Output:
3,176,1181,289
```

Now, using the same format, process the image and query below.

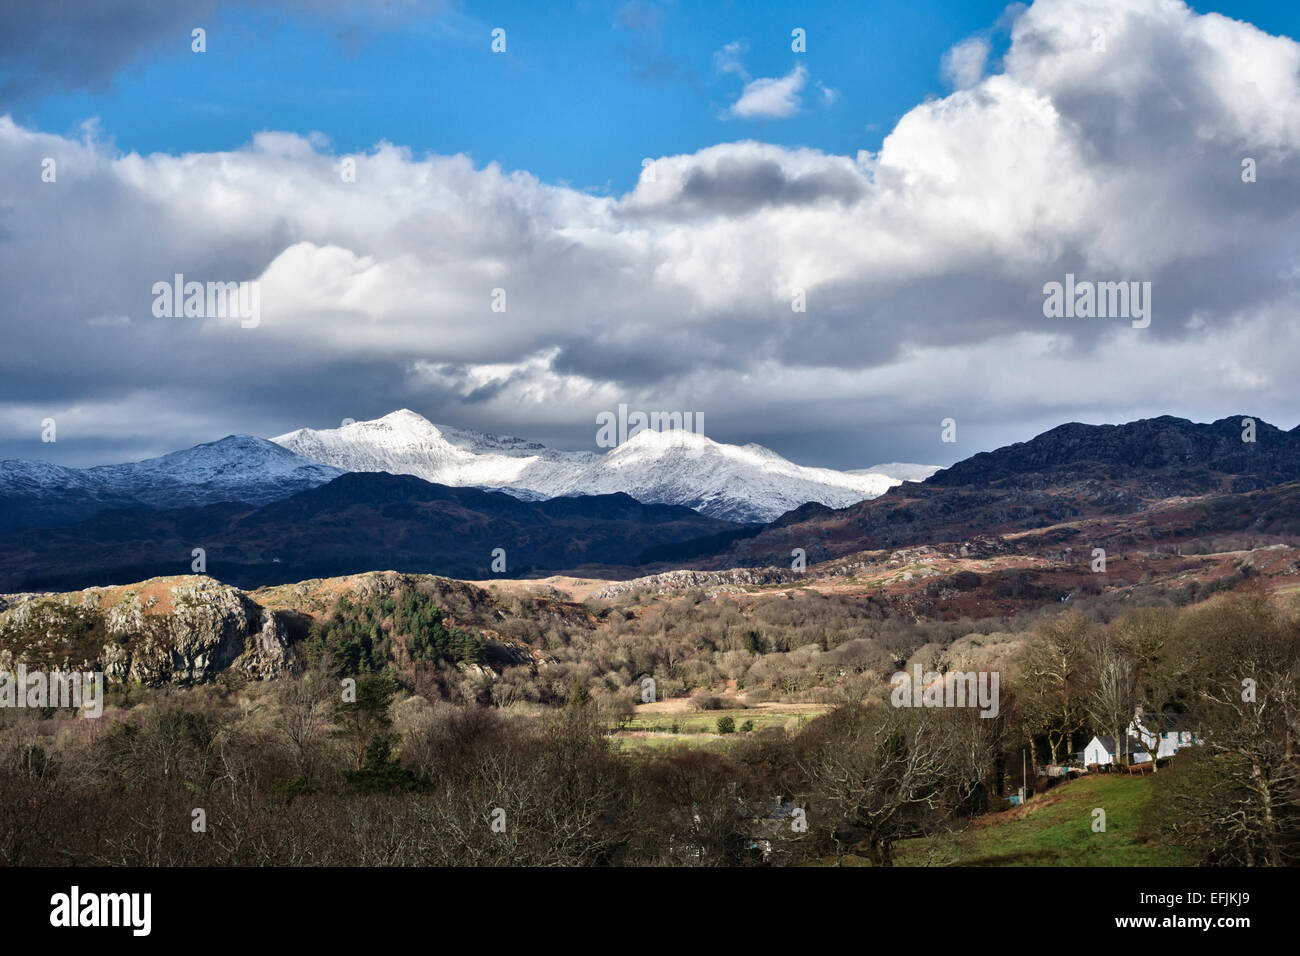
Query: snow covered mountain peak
98,435,332,482
607,427,717,458
292,409,451,449
368,408,447,441
82,435,344,503
1,410,940,535
274,411,562,490
851,462,944,483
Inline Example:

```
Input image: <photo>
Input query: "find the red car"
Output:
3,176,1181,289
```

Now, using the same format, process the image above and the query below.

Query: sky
3,0,1300,470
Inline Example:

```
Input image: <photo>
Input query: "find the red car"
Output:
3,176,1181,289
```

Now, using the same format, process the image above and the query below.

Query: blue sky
10,0,1293,194
11,1,1009,192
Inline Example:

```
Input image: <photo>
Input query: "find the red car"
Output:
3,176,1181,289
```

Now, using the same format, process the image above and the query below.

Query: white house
1130,708,1200,759
1083,734,1153,766
1083,708,1200,766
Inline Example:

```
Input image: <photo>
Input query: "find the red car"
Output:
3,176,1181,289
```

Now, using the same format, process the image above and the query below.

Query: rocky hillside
928,415,1300,494
0,576,292,684
0,571,559,688
680,415,1300,570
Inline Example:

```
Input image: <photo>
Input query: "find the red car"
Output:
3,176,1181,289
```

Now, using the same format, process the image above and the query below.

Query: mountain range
273,409,916,522
3,412,1297,594
0,436,342,533
0,410,931,533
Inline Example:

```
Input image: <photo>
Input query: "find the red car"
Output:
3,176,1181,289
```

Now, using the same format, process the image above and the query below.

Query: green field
893,774,1189,866
611,706,823,752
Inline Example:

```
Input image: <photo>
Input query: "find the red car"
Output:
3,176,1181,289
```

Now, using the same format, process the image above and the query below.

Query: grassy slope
893,774,1189,867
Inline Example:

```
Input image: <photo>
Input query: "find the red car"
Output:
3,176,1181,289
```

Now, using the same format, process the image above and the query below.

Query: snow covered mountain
0,436,343,531
82,435,346,506
273,410,596,494
2,412,933,533
544,428,903,523
273,409,903,522
852,462,943,483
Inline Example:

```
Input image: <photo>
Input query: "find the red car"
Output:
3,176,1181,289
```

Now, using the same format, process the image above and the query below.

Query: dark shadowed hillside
0,472,739,591
684,416,1300,569
928,416,1300,493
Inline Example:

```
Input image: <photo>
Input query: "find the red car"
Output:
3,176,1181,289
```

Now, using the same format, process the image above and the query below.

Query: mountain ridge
273,409,920,522
0,435,343,532
680,413,1300,569
927,415,1300,493
0,470,740,592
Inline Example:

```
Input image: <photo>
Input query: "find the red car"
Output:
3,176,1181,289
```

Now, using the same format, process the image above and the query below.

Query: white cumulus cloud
942,36,991,88
729,64,809,119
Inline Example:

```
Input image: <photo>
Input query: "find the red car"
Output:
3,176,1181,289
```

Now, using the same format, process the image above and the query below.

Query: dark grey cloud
675,156,866,214
0,0,448,102
0,0,219,101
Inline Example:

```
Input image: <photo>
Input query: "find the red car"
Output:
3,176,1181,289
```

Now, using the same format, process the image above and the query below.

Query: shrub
717,716,736,734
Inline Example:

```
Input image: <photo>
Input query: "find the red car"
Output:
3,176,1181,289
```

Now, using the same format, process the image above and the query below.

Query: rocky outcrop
593,536,1021,600
0,576,293,685
0,592,44,615
0,571,566,688
591,567,794,600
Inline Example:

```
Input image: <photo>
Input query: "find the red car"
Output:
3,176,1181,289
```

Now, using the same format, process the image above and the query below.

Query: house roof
1091,735,1151,755
1134,710,1198,732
